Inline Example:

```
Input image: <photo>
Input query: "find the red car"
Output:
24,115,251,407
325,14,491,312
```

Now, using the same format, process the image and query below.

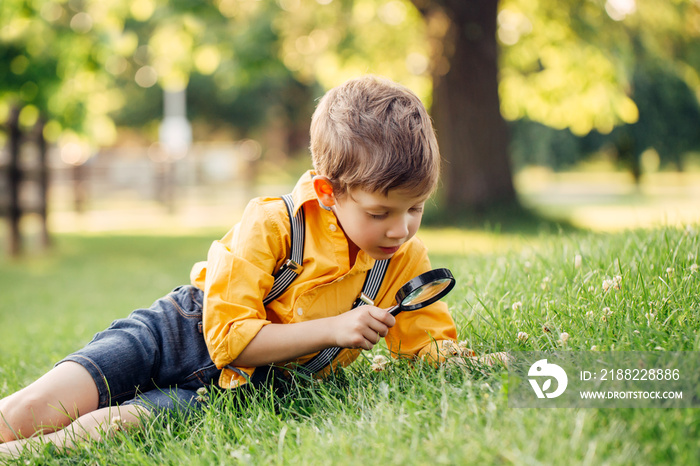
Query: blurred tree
501,0,700,181
109,0,316,147
272,0,514,211
0,0,130,157
628,63,700,173
4,0,700,206
410,1,516,212
509,120,582,171
585,62,700,183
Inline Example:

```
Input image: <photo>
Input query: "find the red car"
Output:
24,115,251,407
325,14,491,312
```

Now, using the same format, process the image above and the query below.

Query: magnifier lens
401,278,453,307
388,268,456,317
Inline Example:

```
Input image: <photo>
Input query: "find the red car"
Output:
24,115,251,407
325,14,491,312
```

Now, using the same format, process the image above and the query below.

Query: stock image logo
528,359,568,399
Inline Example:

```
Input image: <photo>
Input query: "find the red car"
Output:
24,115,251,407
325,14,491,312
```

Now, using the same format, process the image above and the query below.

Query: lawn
1,224,699,464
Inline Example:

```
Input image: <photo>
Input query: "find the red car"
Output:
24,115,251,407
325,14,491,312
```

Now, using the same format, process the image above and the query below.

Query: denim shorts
58,285,222,413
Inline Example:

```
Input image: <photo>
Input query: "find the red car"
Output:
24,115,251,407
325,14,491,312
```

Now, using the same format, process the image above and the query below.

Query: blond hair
310,75,440,197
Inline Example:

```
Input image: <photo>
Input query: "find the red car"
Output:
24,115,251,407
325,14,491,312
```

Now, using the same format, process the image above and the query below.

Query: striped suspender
298,258,390,376
263,194,304,305
262,194,391,375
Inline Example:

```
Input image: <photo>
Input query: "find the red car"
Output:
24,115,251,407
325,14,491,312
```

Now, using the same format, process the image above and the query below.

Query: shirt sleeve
380,241,458,362
199,198,289,369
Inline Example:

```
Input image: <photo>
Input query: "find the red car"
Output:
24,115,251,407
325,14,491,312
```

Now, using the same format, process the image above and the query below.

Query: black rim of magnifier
394,268,456,312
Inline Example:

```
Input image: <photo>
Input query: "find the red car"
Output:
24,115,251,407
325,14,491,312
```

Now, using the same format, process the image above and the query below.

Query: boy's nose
386,217,409,239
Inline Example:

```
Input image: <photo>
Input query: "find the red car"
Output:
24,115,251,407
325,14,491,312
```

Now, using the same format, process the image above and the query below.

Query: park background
1,0,700,242
1,0,700,464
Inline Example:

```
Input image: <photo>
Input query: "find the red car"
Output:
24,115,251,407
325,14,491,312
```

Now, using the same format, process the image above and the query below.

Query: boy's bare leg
0,404,149,458
0,361,99,442
0,361,151,458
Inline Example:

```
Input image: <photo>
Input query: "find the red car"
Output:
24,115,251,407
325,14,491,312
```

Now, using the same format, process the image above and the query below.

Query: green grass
1,226,699,464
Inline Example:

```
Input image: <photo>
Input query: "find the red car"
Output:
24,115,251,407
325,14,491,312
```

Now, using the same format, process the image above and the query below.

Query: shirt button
297,307,304,316
329,224,337,232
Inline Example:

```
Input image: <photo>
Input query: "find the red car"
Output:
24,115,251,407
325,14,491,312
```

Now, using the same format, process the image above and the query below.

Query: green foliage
499,0,700,136
508,61,700,175
0,0,429,149
508,119,584,171
3,0,700,180
1,225,699,463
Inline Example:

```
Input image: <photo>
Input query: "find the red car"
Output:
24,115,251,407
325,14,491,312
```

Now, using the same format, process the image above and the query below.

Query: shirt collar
290,170,321,216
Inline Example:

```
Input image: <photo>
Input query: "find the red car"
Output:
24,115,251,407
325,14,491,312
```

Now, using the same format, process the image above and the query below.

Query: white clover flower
666,267,674,276
557,332,570,346
690,263,698,274
517,331,529,342
512,301,523,312
110,416,126,433
196,386,210,403
541,277,551,290
371,354,390,372
574,254,582,269
585,310,595,318
613,275,622,290
602,279,613,292
373,355,389,366
591,345,598,351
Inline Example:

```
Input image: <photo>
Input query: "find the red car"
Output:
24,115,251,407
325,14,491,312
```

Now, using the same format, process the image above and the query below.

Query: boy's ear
313,176,335,208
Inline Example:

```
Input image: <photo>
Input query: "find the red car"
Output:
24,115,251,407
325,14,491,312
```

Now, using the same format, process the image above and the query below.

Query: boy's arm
231,305,395,367
199,198,287,370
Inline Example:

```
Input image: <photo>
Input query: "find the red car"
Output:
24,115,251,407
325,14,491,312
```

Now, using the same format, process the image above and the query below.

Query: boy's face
330,187,428,260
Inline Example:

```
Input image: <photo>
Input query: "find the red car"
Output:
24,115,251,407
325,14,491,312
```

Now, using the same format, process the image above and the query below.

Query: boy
0,75,457,456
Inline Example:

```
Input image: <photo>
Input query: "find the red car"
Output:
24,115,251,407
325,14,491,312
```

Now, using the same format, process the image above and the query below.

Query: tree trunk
416,0,515,211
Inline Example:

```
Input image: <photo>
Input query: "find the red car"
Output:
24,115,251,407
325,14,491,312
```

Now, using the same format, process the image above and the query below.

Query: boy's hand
332,306,396,350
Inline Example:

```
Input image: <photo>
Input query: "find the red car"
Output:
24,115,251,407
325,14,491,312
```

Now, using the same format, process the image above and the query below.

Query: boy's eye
410,206,424,214
368,213,388,220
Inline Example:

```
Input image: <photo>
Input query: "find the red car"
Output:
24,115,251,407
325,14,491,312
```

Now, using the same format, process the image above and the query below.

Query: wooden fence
0,106,50,256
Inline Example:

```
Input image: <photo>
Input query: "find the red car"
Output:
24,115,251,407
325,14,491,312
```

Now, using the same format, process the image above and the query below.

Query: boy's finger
368,306,396,326
368,321,389,338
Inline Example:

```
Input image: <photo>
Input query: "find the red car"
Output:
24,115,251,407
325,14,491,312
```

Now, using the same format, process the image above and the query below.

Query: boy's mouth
379,245,400,255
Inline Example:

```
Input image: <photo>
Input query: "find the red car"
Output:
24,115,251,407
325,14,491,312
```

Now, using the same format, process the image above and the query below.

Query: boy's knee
0,392,36,441
0,388,68,441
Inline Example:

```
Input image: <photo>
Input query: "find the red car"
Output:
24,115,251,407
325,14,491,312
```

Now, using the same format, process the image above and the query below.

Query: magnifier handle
387,304,401,317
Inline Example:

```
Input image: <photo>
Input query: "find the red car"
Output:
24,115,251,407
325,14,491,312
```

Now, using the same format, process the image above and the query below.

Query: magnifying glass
386,268,456,316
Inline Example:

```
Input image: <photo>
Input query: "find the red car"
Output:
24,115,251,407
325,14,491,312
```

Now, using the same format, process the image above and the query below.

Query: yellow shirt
190,171,457,388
